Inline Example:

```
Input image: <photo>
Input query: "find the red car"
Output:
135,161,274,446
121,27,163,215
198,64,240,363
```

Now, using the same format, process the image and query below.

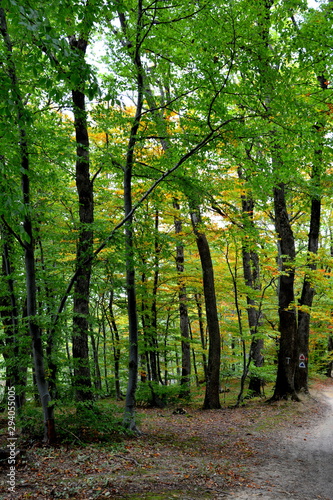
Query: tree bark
121,4,144,430
327,336,333,378
294,72,325,392
294,185,320,392
37,237,58,400
239,193,264,396
140,273,159,382
190,207,221,409
69,37,94,404
90,328,102,392
0,227,26,409
101,311,110,395
107,291,122,399
174,199,191,394
271,182,299,401
195,292,208,380
123,167,139,429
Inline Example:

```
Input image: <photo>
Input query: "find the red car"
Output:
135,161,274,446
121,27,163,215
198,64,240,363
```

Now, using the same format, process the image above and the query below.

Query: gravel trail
225,384,333,500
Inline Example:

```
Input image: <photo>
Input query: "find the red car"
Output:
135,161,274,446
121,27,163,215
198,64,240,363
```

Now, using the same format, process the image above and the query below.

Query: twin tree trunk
257,1,320,399
294,75,325,391
256,0,298,400
273,75,324,397
273,169,321,398
294,183,321,392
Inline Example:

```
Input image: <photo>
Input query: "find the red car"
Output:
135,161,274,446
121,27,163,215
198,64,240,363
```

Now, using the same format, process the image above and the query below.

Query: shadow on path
225,383,333,500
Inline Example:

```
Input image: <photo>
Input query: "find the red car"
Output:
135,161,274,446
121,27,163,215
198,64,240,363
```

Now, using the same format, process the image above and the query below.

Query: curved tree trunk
190,207,221,409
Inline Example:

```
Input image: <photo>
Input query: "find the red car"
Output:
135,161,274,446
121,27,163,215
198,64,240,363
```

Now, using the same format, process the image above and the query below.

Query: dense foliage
0,0,333,442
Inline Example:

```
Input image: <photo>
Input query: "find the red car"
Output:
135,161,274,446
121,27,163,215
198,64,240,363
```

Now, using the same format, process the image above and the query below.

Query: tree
69,14,95,406
0,224,27,409
190,205,221,409
2,0,333,445
272,181,299,400
174,199,191,393
0,2,55,442
294,141,322,393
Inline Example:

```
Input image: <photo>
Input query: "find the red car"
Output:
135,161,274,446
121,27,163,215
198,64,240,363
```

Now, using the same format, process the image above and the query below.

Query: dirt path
1,379,333,499
226,383,333,500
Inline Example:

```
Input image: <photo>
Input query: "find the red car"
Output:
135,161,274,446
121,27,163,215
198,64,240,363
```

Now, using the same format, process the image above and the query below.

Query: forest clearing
0,377,332,500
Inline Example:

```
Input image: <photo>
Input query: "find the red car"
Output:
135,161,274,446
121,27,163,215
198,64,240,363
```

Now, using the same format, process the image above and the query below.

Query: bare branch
0,216,26,249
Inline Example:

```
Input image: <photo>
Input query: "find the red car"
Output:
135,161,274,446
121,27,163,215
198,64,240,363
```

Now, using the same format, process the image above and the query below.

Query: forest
0,0,333,452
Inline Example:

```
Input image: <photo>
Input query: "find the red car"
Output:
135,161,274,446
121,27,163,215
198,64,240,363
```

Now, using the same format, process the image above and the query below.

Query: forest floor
0,377,332,500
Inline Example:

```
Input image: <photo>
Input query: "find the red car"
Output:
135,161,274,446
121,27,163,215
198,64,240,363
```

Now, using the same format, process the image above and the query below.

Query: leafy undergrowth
0,378,330,500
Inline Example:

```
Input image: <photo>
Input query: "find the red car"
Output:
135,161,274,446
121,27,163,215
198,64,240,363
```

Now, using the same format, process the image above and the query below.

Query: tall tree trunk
189,322,200,387
107,291,122,399
174,199,191,393
190,207,221,409
69,37,94,404
294,174,321,392
151,210,163,386
327,336,333,378
37,237,58,400
101,311,110,395
121,4,144,430
163,312,172,385
0,5,55,442
294,72,325,392
239,188,264,396
271,182,299,401
90,328,102,392
195,292,208,380
141,267,159,382
123,164,139,429
257,0,298,400
144,71,192,391
0,228,26,410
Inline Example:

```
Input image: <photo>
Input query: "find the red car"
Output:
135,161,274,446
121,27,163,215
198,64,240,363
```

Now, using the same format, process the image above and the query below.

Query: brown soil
0,378,332,500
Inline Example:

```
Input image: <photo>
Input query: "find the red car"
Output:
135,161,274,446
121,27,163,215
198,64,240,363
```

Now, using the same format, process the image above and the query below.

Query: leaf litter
0,378,332,500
